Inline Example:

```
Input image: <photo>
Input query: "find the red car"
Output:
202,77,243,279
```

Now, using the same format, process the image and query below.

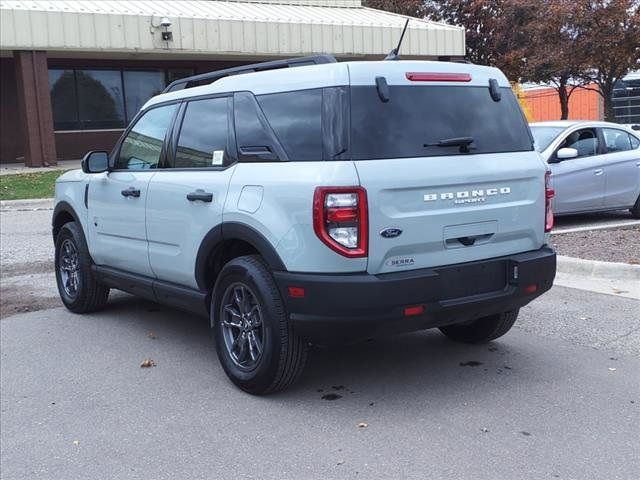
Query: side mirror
81,151,109,174
556,147,578,160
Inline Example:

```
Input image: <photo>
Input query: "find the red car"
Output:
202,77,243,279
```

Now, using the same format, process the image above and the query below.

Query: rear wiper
423,137,475,153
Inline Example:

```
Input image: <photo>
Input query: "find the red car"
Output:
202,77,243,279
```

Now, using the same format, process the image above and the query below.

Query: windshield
530,126,565,152
350,85,533,160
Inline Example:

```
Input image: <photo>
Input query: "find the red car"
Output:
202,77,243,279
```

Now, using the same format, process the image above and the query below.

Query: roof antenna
385,19,410,61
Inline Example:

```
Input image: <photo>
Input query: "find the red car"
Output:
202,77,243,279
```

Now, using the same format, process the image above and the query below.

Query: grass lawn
0,170,69,201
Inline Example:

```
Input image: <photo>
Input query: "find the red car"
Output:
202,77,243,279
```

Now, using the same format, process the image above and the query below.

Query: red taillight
288,286,305,298
313,186,368,258
545,171,555,232
405,72,472,82
403,305,425,317
524,284,538,294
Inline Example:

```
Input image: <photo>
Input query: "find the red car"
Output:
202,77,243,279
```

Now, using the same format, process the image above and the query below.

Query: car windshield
530,126,565,152
350,85,533,160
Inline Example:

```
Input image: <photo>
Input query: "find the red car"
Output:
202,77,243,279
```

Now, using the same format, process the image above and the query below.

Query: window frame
110,100,181,172
158,92,238,171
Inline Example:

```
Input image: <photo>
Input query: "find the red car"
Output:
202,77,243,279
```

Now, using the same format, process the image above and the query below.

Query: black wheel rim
59,239,80,299
220,283,265,370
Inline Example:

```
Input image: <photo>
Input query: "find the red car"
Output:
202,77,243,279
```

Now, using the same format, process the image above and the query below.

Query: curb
556,255,640,281
0,198,54,211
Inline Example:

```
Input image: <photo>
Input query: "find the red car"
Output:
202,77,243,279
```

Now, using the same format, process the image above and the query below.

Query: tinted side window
172,97,230,168
234,92,282,162
257,89,322,161
116,104,177,169
602,128,633,153
559,128,598,158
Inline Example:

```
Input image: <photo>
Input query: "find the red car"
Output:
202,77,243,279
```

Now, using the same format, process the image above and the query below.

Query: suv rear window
350,86,533,160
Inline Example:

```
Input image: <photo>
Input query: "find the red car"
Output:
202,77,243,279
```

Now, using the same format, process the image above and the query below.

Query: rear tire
211,255,307,395
630,195,640,219
54,221,109,313
439,310,519,344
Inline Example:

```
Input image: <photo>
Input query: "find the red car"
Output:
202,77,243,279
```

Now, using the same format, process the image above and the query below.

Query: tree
363,0,428,17
519,0,591,120
574,0,640,121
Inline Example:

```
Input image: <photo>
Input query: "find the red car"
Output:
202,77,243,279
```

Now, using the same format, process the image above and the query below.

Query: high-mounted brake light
405,72,472,82
545,171,555,232
313,187,368,258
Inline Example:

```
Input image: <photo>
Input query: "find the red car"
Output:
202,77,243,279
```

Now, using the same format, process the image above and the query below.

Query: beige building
0,0,465,166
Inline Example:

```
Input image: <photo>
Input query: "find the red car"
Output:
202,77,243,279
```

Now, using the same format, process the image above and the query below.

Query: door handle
187,189,213,202
593,168,604,176
121,187,141,197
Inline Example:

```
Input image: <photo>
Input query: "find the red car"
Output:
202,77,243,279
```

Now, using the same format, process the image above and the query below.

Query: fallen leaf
336,460,345,466
140,359,156,368
357,422,368,428
611,288,629,295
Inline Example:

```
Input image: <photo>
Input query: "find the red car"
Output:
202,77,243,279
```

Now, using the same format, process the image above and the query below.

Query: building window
613,75,640,125
48,68,193,131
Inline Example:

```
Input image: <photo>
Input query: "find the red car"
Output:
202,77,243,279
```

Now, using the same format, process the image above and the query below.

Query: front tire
54,221,109,313
211,255,307,394
630,195,640,219
439,310,519,344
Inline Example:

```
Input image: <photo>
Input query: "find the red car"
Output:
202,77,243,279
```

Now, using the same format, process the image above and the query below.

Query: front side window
116,104,177,170
602,128,633,153
558,128,599,158
350,85,533,160
172,97,230,168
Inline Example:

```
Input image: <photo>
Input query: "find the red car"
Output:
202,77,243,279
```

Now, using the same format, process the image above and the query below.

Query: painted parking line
552,219,640,234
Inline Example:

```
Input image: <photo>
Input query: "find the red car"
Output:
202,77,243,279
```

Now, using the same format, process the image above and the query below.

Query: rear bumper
273,247,556,343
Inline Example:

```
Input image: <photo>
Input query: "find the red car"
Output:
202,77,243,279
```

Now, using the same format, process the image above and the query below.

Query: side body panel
146,167,237,288
549,156,606,214
54,170,90,235
87,171,156,276
224,161,364,273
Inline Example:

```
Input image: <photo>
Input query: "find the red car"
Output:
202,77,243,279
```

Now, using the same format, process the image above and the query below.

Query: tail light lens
545,171,555,232
313,187,368,258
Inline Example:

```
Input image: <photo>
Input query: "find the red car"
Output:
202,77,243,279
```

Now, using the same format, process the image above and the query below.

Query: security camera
160,17,172,28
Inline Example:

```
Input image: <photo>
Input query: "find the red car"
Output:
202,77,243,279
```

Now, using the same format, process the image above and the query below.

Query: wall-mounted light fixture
150,15,173,49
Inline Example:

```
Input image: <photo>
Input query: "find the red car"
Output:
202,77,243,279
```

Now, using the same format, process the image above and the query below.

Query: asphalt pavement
1,202,639,480
1,290,639,480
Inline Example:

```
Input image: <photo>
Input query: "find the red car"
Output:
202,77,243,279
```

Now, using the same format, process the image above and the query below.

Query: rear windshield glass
530,126,564,152
350,86,533,160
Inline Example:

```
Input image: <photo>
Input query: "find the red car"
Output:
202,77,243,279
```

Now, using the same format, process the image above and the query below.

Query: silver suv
53,55,556,394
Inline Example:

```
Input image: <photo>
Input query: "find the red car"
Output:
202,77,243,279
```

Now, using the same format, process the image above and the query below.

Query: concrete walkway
0,159,81,176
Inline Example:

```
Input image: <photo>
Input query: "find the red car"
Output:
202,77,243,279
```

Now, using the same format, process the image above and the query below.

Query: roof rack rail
163,54,337,93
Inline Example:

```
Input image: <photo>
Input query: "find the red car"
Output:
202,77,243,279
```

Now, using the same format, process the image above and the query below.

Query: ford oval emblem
380,227,402,238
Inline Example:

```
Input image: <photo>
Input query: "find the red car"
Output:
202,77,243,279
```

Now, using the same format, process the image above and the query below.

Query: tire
54,221,109,313
439,310,519,344
211,255,308,395
630,195,640,219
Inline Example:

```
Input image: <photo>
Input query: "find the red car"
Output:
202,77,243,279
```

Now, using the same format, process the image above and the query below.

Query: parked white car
530,121,640,217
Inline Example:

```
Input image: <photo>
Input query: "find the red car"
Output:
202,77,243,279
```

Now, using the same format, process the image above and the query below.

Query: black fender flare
52,201,83,242
194,222,286,291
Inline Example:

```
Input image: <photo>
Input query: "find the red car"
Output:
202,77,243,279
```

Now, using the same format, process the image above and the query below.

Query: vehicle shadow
100,294,539,405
